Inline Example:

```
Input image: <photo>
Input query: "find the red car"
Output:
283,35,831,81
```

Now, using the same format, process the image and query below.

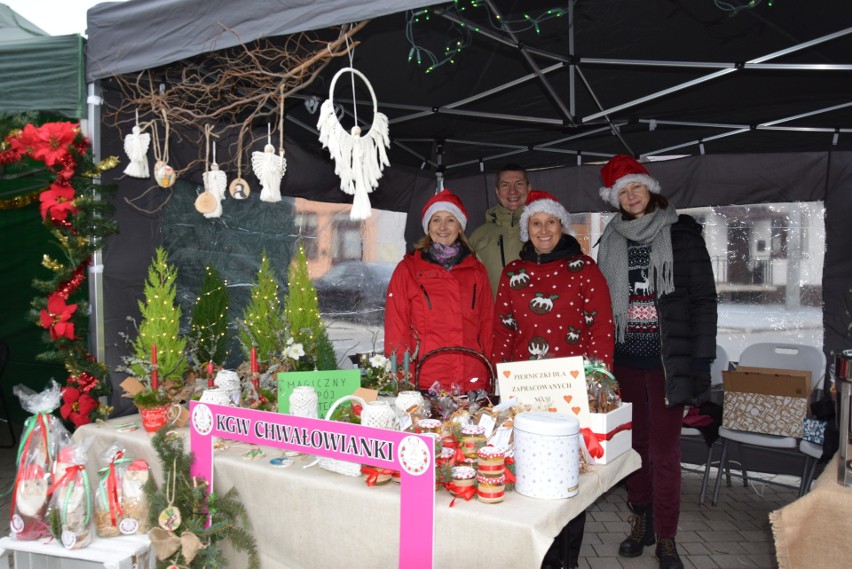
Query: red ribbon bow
581,422,633,460
48,464,85,495
444,482,476,507
360,466,395,487
107,451,125,526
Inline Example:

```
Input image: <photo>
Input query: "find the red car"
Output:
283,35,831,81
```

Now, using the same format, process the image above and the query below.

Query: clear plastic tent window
573,201,825,364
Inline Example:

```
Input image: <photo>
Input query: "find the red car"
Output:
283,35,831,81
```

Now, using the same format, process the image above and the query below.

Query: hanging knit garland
122,110,150,179
317,67,390,220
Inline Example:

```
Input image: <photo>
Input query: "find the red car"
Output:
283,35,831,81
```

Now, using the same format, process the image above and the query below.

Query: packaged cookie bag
10,380,71,540
48,442,93,549
94,444,151,537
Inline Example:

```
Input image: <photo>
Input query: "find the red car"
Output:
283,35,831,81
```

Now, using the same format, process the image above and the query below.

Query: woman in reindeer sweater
491,190,614,569
491,190,614,369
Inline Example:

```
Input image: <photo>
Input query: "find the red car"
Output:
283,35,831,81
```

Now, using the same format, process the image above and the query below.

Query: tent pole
85,81,106,364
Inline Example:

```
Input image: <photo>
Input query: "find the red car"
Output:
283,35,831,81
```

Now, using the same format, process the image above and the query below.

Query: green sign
277,369,361,417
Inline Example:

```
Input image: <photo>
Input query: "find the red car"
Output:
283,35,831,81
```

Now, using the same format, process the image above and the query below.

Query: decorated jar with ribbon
476,473,506,504
199,387,231,407
214,370,241,406
476,446,506,478
460,424,487,459
449,466,477,496
417,418,442,435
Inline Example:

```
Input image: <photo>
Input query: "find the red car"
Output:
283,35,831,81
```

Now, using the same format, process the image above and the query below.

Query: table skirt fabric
74,416,640,569
770,451,852,569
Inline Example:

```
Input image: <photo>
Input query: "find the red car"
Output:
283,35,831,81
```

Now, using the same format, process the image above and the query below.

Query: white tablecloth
74,416,640,569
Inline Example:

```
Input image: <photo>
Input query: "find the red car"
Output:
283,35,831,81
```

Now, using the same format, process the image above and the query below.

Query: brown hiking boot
618,503,655,557
655,537,684,569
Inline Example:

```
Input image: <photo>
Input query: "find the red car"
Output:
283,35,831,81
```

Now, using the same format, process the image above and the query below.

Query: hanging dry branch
105,22,369,178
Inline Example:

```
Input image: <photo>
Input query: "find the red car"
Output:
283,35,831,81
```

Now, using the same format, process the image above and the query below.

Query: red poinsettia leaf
39,309,53,329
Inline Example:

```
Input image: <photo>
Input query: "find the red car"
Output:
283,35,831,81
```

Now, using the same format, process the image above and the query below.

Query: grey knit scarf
597,206,678,343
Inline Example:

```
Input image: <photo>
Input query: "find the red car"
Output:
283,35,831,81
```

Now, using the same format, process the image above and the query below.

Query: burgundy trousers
615,365,684,538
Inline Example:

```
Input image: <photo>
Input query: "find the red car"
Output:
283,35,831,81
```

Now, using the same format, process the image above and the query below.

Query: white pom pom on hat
421,188,469,234
519,190,571,242
598,154,661,208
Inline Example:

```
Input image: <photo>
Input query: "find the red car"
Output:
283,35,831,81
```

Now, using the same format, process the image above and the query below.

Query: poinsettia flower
39,182,77,221
9,122,79,167
39,292,77,339
60,387,97,427
31,122,79,167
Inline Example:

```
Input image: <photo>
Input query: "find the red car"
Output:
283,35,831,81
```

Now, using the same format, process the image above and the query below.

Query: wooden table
74,416,640,569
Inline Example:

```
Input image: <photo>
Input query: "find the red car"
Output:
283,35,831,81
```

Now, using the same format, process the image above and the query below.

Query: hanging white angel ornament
317,67,390,221
251,124,285,203
196,141,227,218
203,162,227,218
122,112,150,178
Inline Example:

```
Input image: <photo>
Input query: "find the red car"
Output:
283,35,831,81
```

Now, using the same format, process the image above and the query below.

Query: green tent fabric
0,4,86,118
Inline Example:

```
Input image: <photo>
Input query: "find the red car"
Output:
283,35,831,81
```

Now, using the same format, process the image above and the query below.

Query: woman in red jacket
384,189,494,393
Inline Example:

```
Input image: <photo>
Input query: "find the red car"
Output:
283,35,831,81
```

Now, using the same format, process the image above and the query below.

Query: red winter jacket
492,236,614,368
384,249,494,392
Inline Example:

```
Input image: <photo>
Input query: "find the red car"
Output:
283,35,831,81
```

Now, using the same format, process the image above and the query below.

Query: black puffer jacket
657,214,718,407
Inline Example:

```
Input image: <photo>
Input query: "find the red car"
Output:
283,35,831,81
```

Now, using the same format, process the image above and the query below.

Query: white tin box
513,412,580,499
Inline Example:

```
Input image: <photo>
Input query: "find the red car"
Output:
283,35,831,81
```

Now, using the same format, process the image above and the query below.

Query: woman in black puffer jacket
595,155,717,569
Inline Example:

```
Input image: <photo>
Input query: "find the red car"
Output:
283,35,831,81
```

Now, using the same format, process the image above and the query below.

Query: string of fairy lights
405,1,574,74
406,0,779,73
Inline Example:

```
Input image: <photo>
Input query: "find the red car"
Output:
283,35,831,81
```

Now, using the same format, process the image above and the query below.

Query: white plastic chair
711,343,825,505
681,344,728,505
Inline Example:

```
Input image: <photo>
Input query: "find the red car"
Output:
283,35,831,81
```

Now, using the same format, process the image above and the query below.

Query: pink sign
189,401,435,569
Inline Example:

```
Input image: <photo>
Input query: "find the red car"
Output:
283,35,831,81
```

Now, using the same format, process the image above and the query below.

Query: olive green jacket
469,205,525,298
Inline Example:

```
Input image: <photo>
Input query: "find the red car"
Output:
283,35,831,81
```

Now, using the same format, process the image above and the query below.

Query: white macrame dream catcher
317,67,390,221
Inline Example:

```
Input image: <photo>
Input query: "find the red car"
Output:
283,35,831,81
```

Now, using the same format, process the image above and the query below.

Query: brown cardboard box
722,366,811,438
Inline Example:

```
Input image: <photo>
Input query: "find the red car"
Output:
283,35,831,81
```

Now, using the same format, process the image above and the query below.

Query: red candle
151,343,158,391
207,361,215,388
251,346,259,373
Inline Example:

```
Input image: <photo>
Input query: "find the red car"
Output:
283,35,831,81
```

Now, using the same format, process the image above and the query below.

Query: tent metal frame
283,5,852,173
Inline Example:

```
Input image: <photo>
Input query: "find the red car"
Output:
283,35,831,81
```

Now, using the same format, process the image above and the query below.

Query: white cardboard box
0,534,154,569
583,402,633,465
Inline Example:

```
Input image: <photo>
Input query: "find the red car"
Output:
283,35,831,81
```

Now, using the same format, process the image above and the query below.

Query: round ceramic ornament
229,178,251,199
154,161,176,188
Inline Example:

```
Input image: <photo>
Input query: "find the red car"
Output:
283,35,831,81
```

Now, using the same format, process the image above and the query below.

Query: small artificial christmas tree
131,247,188,384
187,265,230,370
283,241,337,370
239,251,286,366
144,428,259,569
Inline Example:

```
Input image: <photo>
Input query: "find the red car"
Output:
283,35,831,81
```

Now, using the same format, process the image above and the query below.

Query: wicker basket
414,346,496,391
303,394,366,477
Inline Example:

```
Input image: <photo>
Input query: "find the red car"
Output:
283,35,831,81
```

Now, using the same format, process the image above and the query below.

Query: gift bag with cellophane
94,444,151,537
10,380,71,540
49,439,94,549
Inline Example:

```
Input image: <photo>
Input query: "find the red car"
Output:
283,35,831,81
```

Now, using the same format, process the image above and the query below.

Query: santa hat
421,189,468,233
598,154,661,208
519,190,570,242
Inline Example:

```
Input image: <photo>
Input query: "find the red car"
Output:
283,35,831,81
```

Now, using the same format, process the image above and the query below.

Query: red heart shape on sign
503,370,511,378
564,395,573,404
572,406,581,415
570,370,580,378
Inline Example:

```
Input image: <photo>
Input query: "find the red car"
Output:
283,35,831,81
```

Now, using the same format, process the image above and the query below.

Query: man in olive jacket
469,163,530,297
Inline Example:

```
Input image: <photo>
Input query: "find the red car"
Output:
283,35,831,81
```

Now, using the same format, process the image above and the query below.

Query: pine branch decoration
145,428,260,569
